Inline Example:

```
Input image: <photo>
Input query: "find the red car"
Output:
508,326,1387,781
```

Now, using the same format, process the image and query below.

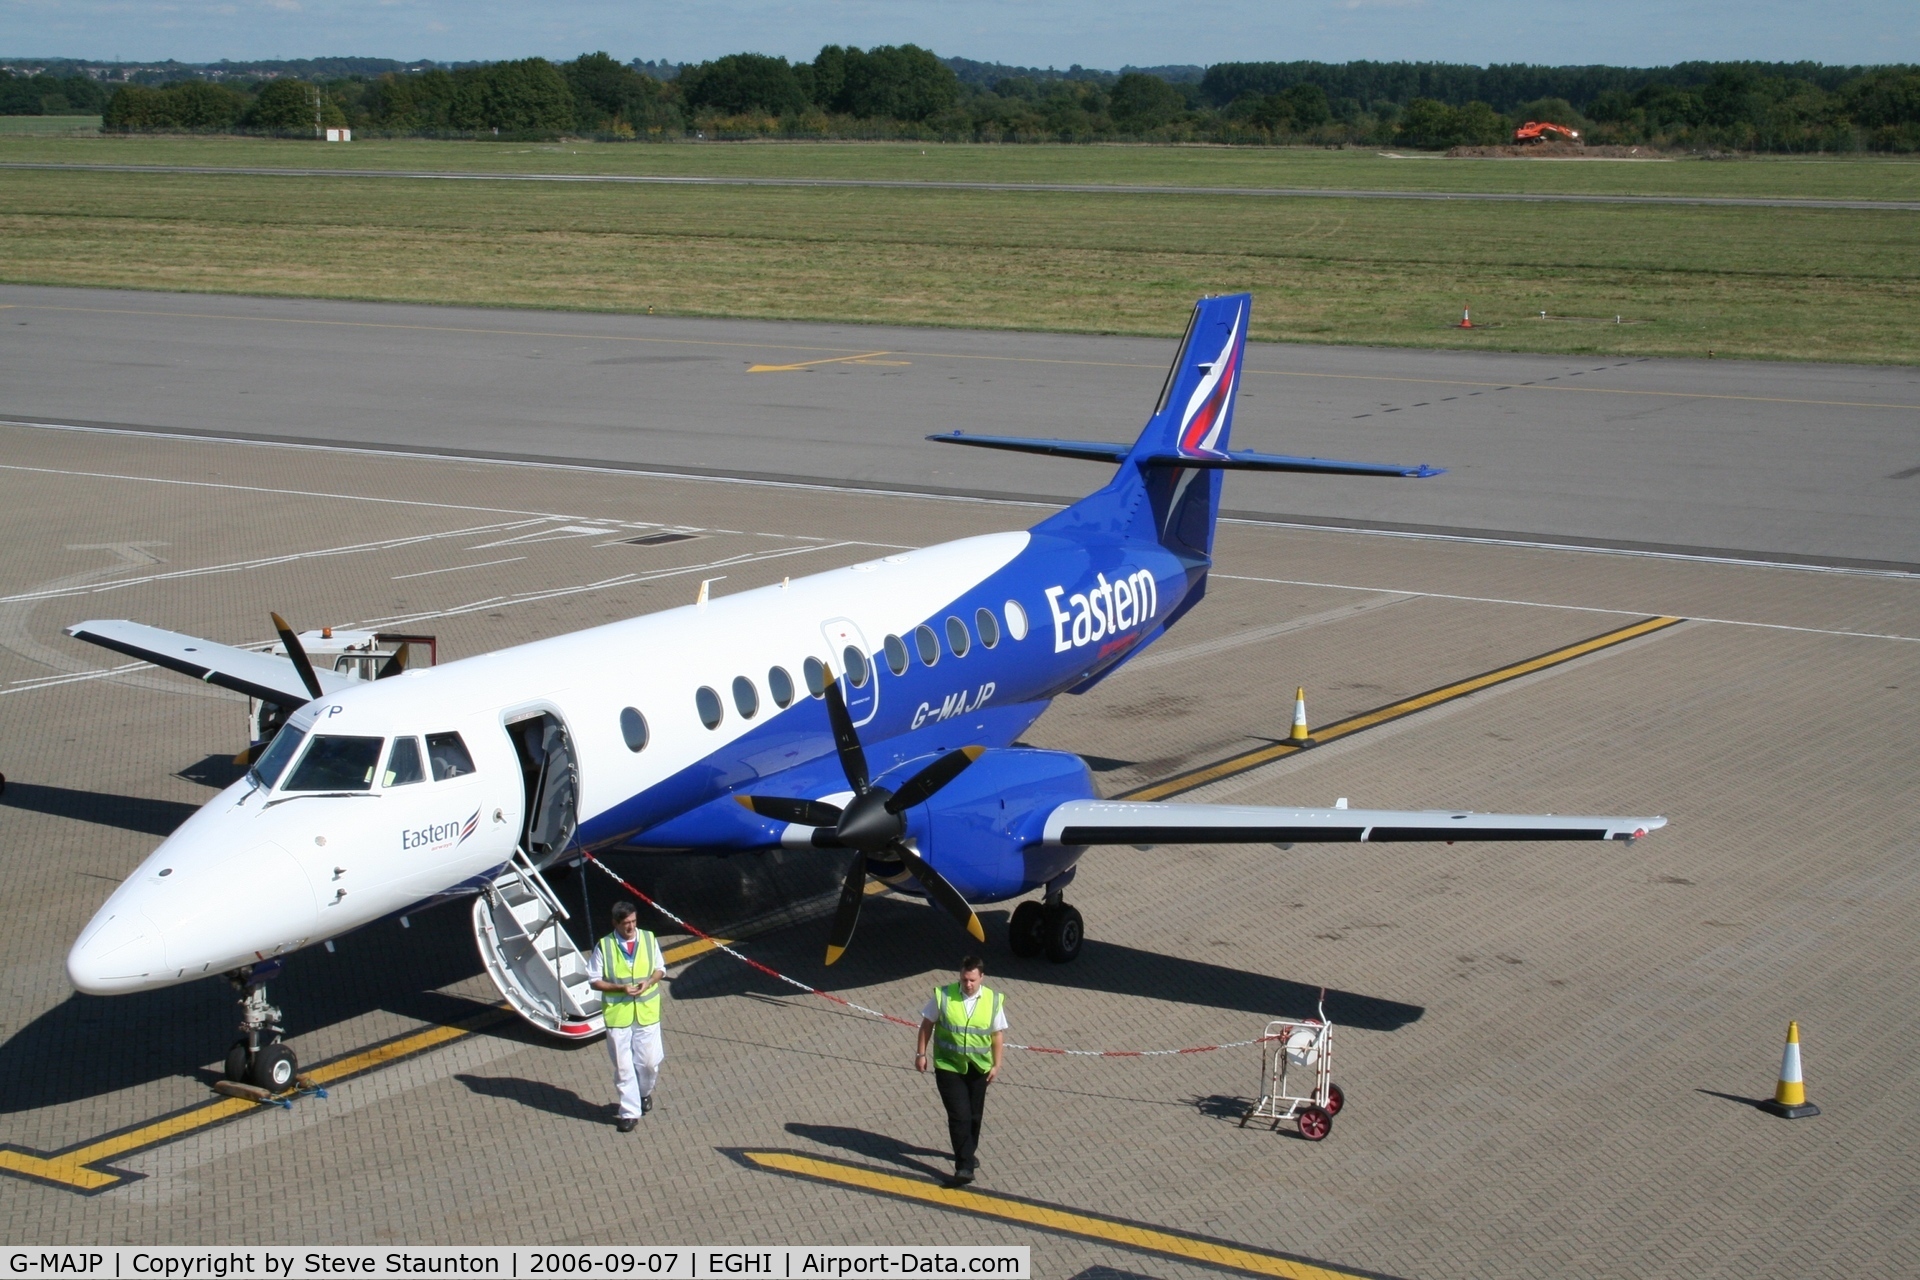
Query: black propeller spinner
737,664,985,964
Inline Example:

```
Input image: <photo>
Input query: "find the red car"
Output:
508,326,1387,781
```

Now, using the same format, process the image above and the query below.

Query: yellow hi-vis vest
931,982,1001,1073
598,931,663,1028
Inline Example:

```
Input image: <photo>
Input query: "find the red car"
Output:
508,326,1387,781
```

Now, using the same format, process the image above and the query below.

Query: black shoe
616,1117,638,1133
642,1095,653,1116
949,1165,974,1186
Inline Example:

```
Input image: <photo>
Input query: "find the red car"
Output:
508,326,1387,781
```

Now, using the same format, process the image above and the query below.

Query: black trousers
934,1065,990,1168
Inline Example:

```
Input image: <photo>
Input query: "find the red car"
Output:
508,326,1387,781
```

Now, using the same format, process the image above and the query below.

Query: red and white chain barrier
583,853,1287,1059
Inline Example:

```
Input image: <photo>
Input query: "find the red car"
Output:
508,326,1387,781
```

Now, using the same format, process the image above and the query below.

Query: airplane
62,293,1664,1092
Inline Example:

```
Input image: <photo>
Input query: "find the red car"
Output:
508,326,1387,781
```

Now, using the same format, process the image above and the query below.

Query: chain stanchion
583,853,1285,1059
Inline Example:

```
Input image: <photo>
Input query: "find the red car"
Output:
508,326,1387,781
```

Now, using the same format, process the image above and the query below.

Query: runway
0,415,1914,1275
8,161,1917,211
3,285,1916,571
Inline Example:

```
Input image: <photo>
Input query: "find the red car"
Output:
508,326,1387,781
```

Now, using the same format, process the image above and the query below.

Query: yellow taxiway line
746,350,897,373
1123,614,1684,802
741,1150,1398,1280
0,621,1677,1194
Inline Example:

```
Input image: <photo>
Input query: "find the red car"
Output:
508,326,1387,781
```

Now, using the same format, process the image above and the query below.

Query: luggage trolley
1240,996,1345,1141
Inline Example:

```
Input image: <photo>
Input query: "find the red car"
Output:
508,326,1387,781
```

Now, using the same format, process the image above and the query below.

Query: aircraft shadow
669,896,1425,1033
1,780,200,839
784,1122,950,1179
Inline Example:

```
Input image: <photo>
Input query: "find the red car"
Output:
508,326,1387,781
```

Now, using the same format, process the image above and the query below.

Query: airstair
472,850,604,1040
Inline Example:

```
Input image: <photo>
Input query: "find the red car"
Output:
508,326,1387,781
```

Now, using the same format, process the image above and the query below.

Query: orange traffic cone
1762,1021,1820,1118
1287,687,1315,747
1456,307,1474,329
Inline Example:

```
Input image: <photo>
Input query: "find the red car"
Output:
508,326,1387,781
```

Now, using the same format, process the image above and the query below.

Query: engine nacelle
909,748,1095,902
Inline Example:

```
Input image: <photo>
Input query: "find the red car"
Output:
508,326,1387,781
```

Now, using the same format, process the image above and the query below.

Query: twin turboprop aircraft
63,294,1664,1091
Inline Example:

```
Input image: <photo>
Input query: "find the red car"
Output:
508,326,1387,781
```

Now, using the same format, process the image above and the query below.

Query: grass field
0,117,100,136
0,142,1915,362
7,134,1920,201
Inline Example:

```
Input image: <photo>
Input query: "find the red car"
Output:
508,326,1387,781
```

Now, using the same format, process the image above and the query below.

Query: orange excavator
1513,120,1580,144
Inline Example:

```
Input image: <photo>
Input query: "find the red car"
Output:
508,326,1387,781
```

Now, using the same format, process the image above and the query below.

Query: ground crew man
916,955,1005,1185
587,900,665,1132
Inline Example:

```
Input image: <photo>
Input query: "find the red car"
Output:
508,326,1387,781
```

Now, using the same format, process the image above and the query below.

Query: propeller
735,665,985,964
270,612,325,701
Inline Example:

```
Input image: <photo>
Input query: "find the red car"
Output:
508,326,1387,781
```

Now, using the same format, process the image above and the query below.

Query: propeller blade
734,795,845,827
895,842,985,943
884,746,985,815
376,642,408,679
824,852,868,965
270,612,325,701
819,664,869,794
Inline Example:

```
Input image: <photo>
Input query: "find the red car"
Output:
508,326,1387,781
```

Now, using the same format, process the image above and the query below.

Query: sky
2,0,1914,69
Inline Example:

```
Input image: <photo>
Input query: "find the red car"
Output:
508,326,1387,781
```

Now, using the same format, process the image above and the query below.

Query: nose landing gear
222,961,298,1092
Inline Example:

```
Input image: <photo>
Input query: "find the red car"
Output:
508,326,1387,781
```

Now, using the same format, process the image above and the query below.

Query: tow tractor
1512,120,1581,145
241,626,436,761
1241,998,1345,1141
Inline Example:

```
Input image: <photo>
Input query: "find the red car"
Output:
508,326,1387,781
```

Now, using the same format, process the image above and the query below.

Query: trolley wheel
1325,1083,1345,1116
1297,1106,1332,1141
224,1039,251,1082
1042,903,1083,963
250,1043,298,1092
1008,901,1046,958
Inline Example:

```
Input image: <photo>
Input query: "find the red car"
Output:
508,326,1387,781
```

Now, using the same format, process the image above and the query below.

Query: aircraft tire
1008,902,1046,958
1042,903,1084,964
224,1039,250,1082
251,1043,298,1092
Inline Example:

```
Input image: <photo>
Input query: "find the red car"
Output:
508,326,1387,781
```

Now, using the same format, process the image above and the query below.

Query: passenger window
768,666,794,709
384,737,426,787
426,731,476,781
975,607,1001,649
914,624,940,667
619,707,649,752
695,686,724,729
883,634,909,676
843,645,870,688
286,735,385,792
733,675,759,720
803,657,827,699
1004,599,1029,641
252,725,307,789
945,616,970,658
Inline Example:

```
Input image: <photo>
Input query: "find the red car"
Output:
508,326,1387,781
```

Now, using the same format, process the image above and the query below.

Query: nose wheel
223,961,299,1092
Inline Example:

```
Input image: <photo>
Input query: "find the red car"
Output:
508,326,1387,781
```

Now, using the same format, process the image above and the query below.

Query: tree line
76,49,1920,152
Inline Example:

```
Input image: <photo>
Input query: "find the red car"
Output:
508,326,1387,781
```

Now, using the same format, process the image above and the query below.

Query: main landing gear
222,960,298,1092
1008,880,1084,963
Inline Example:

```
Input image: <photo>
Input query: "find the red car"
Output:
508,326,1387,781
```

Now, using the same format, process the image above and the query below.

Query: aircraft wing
1043,801,1664,846
65,619,351,706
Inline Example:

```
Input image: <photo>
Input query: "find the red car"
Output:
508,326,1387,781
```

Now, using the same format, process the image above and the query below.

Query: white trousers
606,1022,664,1120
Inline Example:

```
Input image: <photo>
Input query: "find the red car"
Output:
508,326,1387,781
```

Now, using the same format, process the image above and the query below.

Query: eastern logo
1044,569,1159,654
1175,304,1243,459
403,808,481,852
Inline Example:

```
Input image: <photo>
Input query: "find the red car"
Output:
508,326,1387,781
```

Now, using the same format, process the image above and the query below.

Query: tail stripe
1175,303,1244,458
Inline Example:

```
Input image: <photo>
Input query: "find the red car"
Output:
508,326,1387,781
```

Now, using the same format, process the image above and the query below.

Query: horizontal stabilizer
1140,449,1443,478
926,432,1132,463
65,619,350,707
1044,800,1664,846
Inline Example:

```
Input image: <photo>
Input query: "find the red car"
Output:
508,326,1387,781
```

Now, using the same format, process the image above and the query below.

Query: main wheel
1008,902,1046,958
1325,1083,1345,1116
224,1040,251,1083
1042,903,1083,964
1297,1106,1332,1141
250,1043,298,1092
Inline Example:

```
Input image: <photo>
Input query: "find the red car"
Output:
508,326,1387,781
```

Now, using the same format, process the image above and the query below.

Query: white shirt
585,930,663,981
921,988,1008,1032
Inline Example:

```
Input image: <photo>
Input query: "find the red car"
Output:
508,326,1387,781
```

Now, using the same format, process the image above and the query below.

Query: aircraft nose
66,909,166,994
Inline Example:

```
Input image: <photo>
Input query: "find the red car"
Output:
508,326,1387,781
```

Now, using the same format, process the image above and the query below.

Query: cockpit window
284,735,385,792
251,726,307,790
426,731,476,781
384,736,426,787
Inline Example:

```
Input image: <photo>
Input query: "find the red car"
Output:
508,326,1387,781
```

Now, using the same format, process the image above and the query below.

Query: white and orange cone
1763,1020,1820,1118
1288,687,1315,747
1456,306,1474,329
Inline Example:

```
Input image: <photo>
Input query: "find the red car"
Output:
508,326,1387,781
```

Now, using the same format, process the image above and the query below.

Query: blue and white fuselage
64,294,1664,1000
